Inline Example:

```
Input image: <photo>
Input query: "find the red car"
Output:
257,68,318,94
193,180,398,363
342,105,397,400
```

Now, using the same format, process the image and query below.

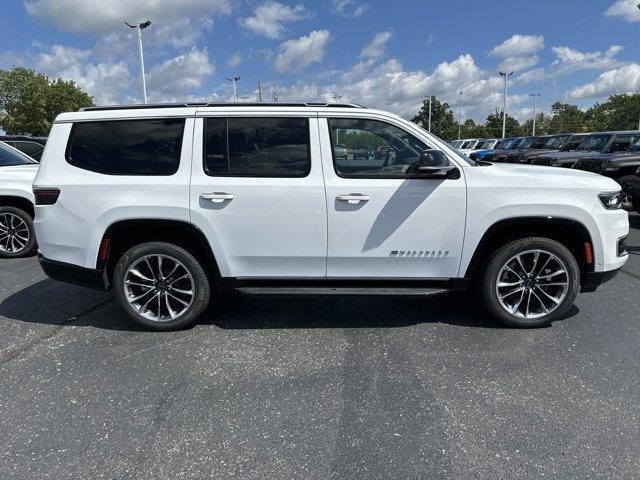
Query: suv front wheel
113,242,211,331
480,237,580,327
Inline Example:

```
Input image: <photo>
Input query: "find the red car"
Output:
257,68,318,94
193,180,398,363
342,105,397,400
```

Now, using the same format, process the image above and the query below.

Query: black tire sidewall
113,242,210,331
0,206,37,258
617,175,640,212
481,238,580,327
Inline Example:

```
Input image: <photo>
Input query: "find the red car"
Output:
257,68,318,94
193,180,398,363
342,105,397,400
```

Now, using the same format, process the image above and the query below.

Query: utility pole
499,71,513,139
457,91,463,140
331,94,343,103
124,20,152,104
258,81,263,102
226,76,240,102
428,95,432,132
530,93,542,135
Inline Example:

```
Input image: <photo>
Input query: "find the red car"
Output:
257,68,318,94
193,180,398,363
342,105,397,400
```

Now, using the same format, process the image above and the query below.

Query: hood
0,164,39,180
484,163,620,191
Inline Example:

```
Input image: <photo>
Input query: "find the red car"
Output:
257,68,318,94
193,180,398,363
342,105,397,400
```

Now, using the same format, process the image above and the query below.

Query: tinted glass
204,117,310,177
329,118,435,177
0,143,36,166
13,141,44,160
576,134,611,151
66,119,185,175
607,134,638,152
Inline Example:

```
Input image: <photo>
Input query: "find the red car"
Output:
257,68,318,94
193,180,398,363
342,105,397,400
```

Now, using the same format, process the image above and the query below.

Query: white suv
33,103,629,330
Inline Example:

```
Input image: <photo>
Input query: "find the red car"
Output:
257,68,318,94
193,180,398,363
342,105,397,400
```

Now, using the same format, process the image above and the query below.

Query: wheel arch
0,195,34,218
99,219,220,287
464,216,594,285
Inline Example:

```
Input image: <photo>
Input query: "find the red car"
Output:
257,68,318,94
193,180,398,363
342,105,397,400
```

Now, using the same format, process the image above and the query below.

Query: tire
633,191,640,214
0,206,37,259
113,242,210,331
480,237,580,328
617,175,640,212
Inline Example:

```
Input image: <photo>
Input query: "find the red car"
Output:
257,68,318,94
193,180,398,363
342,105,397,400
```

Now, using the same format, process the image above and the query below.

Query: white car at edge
32,103,628,330
0,141,39,258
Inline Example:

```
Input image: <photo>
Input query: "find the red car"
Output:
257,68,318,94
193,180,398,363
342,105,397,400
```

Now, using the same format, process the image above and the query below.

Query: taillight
33,188,60,205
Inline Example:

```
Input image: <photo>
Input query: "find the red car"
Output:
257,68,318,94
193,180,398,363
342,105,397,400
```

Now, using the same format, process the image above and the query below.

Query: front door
190,114,327,278
319,116,466,279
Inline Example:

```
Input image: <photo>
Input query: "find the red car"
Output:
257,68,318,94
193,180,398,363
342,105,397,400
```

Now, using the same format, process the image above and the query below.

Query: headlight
598,191,623,210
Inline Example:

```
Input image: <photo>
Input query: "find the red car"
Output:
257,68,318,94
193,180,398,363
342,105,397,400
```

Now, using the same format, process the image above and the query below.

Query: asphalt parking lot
0,215,638,479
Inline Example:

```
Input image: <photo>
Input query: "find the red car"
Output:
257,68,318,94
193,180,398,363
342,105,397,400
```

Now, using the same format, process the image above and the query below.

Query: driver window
329,118,436,177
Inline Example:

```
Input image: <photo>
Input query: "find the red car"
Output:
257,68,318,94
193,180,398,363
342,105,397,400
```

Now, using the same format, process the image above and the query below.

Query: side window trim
202,116,312,178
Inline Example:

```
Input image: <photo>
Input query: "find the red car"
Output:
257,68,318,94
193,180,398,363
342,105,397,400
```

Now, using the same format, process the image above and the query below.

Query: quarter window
204,117,310,177
328,118,432,177
66,118,185,175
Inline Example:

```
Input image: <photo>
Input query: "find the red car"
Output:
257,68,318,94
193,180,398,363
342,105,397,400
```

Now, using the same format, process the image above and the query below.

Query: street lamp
226,76,240,102
457,91,463,140
530,93,542,135
125,20,152,104
499,71,513,139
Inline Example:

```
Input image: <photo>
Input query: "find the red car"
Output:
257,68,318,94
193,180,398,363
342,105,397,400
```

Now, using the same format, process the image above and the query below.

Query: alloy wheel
495,249,570,320
123,254,195,322
0,213,30,254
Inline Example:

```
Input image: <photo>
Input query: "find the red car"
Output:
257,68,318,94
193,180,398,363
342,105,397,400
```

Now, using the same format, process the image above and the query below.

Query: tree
0,67,93,136
411,97,458,140
460,118,491,139
585,93,640,132
520,112,551,136
484,109,521,138
546,102,587,134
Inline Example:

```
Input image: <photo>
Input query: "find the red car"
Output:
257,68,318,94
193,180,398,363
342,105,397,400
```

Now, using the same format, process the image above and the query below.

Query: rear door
190,111,327,278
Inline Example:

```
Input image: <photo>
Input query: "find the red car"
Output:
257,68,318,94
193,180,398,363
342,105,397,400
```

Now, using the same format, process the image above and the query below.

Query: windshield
509,138,526,149
476,139,495,149
450,140,462,148
461,140,477,149
576,134,612,151
518,138,535,149
628,136,640,151
544,135,569,149
560,135,586,151
530,137,548,149
0,142,36,166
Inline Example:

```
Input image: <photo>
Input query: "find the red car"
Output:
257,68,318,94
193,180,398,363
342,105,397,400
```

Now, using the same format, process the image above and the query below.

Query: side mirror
417,150,458,177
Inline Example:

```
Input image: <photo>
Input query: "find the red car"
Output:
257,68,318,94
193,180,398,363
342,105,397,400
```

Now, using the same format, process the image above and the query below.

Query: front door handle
200,192,234,203
337,194,371,204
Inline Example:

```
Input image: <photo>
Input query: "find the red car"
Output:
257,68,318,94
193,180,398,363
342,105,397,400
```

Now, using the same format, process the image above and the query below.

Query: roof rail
79,102,366,112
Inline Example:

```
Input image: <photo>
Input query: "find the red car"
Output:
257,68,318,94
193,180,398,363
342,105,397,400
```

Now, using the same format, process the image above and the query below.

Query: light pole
428,95,432,132
457,91,463,140
499,71,513,138
530,93,542,135
125,20,152,104
226,76,240,102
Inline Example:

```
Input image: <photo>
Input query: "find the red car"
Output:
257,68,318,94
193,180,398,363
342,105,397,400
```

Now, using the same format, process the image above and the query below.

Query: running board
236,287,448,296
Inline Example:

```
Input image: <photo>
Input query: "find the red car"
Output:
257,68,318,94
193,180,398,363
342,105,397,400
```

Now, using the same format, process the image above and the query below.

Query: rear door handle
337,194,370,204
200,192,234,203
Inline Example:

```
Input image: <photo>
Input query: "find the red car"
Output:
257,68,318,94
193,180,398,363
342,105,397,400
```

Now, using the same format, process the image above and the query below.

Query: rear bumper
581,268,621,293
38,253,108,290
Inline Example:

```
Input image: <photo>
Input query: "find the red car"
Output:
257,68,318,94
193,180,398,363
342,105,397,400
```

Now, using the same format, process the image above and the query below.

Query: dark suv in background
574,136,640,210
504,134,571,164
530,131,639,168
0,135,47,161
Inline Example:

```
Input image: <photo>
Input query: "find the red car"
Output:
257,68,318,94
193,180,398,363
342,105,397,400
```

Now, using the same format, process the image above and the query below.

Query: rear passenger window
204,117,310,177
66,119,185,175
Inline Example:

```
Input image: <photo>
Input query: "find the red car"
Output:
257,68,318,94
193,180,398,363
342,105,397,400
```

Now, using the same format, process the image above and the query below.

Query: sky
2,0,640,123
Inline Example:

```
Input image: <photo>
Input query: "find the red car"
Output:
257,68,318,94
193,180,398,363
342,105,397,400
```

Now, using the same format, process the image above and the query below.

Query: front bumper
581,268,621,293
38,253,108,290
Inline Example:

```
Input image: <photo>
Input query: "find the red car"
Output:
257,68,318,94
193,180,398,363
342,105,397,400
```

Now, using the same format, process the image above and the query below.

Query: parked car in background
475,138,498,151
483,137,532,162
450,140,463,149
458,139,480,155
573,136,640,210
469,138,516,161
33,103,627,330
531,131,640,168
0,141,39,258
0,135,47,161
504,134,571,164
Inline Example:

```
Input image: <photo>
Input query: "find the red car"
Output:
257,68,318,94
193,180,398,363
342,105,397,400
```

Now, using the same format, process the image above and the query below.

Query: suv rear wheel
480,237,580,327
113,242,210,331
0,206,37,259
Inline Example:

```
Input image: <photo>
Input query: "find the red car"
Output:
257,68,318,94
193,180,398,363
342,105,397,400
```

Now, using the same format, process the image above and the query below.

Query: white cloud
497,55,540,73
274,30,330,73
147,48,214,97
551,45,626,73
361,30,392,59
331,0,369,17
567,63,640,99
35,44,131,104
240,2,310,39
227,52,243,67
24,0,231,34
490,34,545,58
512,68,547,87
604,0,640,22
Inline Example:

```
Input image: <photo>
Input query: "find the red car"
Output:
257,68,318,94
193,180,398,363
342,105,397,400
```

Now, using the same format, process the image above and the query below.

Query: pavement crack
0,298,113,366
